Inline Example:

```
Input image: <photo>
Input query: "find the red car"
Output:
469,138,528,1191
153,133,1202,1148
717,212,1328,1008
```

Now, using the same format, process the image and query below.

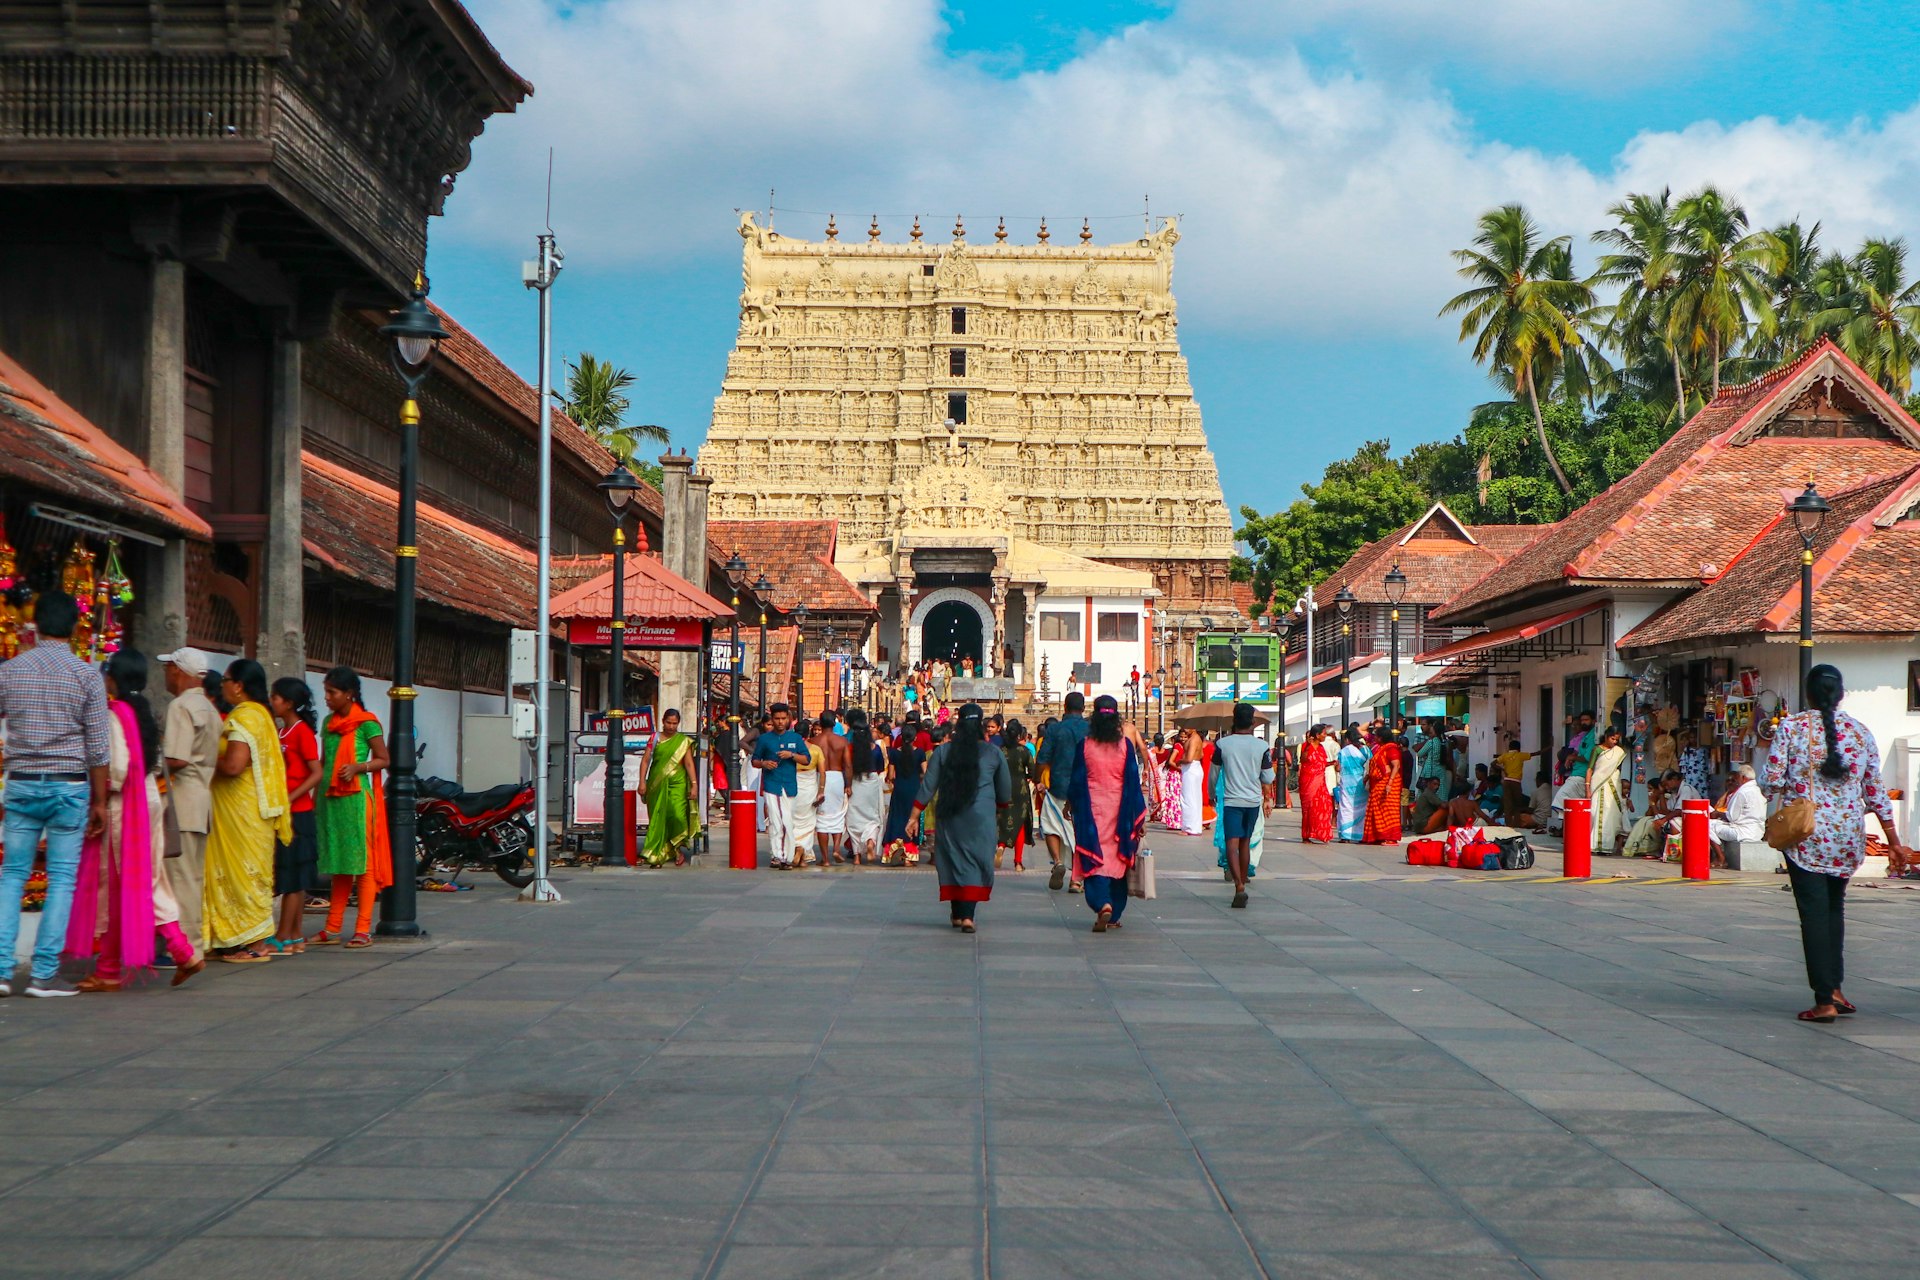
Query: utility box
510,699,538,741
509,629,539,687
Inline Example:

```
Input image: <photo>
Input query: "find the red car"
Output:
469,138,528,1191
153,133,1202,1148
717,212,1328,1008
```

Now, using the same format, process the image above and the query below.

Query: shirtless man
812,709,853,865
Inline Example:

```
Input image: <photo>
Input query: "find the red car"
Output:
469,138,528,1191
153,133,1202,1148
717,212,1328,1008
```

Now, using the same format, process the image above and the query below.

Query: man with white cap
159,647,221,950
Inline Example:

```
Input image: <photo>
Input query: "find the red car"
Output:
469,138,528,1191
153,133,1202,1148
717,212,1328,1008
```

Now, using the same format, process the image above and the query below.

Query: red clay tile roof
302,451,534,626
0,347,210,539
706,519,876,615
721,626,799,711
549,554,614,597
1435,339,1920,624
548,545,733,623
1311,503,1543,610
1619,465,1920,650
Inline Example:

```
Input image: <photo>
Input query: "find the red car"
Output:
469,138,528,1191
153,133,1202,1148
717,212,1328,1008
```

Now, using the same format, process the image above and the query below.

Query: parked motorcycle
415,773,537,888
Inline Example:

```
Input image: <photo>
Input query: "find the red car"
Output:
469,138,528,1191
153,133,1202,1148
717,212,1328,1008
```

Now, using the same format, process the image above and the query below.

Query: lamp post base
518,877,565,904
373,920,429,941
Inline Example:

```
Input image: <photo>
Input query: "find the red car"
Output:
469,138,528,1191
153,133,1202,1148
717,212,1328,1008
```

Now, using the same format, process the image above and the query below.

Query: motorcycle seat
449,782,526,817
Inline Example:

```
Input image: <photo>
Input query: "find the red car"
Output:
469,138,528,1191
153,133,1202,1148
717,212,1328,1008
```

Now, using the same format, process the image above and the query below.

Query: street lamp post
823,622,838,710
725,551,748,783
1334,585,1355,730
375,276,448,938
598,462,643,866
1787,481,1831,708
1293,591,1318,741
1275,613,1295,796
793,601,810,719
753,574,773,712
1170,657,1182,712
1229,627,1244,705
1154,665,1166,735
1384,564,1407,732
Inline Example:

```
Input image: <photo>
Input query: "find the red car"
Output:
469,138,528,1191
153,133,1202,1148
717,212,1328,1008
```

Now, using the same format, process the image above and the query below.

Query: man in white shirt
1710,763,1767,847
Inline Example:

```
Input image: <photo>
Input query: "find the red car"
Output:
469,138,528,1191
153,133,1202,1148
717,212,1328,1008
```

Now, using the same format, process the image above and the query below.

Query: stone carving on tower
698,212,1239,619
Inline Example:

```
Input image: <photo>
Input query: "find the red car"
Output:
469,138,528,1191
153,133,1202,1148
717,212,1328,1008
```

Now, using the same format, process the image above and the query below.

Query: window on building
947,391,967,424
949,348,966,377
1096,612,1139,643
922,264,935,276
1039,612,1080,641
952,306,968,334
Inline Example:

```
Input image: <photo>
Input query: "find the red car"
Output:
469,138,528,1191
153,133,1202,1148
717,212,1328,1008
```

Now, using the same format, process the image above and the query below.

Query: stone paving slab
2,816,1919,1278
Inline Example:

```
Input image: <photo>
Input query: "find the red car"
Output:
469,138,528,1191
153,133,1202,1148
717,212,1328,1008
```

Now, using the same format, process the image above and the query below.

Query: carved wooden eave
0,0,529,299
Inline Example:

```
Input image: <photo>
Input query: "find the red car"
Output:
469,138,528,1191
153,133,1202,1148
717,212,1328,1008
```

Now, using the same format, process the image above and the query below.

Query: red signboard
566,617,705,649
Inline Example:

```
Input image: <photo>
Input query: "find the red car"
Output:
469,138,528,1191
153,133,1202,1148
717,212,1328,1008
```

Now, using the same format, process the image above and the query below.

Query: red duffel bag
1406,839,1445,867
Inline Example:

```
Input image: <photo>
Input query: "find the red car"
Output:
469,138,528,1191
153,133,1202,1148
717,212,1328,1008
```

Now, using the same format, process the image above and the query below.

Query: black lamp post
1229,626,1244,705
1275,613,1296,786
753,574,773,712
1154,664,1167,735
1787,480,1831,708
374,275,448,938
1334,585,1355,730
823,622,838,709
724,551,748,783
1170,657,1182,712
598,462,643,866
1384,564,1407,732
792,601,810,719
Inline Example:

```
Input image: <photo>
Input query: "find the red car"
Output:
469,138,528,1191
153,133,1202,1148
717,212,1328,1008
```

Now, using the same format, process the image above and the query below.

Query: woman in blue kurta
1335,726,1372,843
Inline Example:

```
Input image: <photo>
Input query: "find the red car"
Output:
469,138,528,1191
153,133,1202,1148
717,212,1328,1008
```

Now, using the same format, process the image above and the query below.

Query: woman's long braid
1807,664,1847,780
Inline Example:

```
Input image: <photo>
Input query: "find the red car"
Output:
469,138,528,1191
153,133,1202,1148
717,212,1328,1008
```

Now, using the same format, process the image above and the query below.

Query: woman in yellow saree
1588,728,1629,856
640,709,701,866
205,659,293,962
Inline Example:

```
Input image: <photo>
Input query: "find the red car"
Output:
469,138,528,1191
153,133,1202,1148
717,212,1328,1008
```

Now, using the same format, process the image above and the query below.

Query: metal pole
378,394,424,937
757,606,768,713
795,627,806,720
525,231,561,902
1339,617,1351,729
1389,605,1401,732
729,602,742,786
1799,544,1814,709
1300,595,1315,739
603,520,627,865
699,619,712,855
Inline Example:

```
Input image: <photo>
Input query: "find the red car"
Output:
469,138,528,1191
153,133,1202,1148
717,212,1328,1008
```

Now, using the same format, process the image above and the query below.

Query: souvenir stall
1623,657,1788,801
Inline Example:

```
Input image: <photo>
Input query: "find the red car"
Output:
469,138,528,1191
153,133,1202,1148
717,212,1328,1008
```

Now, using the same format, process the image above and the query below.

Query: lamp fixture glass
1787,481,1831,545
725,551,749,589
1384,564,1407,605
1334,585,1356,616
380,277,449,377
597,462,643,517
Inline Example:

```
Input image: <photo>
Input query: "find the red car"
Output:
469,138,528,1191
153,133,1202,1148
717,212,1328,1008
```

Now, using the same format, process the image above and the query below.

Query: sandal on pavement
1092,905,1112,933
308,931,343,946
345,933,373,949
217,951,271,964
75,975,120,993
1797,1008,1836,1024
959,921,975,934
1832,997,1858,1015
170,957,206,987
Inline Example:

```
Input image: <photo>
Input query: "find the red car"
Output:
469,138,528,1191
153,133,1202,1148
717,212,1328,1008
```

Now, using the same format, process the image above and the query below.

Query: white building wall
1032,596,1147,703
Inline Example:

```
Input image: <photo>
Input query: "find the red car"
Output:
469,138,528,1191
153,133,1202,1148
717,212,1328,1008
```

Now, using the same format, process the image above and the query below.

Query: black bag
1494,835,1534,871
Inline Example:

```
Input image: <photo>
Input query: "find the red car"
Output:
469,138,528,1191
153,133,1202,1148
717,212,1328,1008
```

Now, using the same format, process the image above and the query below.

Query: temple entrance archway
909,586,993,671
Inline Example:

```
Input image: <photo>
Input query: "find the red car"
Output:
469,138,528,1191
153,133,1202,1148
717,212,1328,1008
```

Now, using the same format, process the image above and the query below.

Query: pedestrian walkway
2,819,1918,1278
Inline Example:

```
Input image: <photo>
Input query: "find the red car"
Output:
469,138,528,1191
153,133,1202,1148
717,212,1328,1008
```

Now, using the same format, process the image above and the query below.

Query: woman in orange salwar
1299,724,1335,844
1364,729,1403,844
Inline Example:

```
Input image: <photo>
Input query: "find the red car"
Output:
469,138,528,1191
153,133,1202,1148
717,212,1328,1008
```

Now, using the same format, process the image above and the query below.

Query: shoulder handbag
1764,720,1818,851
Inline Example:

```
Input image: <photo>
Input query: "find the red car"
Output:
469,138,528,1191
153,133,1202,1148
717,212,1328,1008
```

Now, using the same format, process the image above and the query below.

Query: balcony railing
0,54,266,141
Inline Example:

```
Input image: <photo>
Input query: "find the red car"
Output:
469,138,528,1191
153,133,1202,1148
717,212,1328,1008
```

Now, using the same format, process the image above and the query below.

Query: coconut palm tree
1591,189,1690,416
1807,238,1920,395
1441,204,1592,495
560,353,669,462
1667,187,1781,400
1755,218,1824,363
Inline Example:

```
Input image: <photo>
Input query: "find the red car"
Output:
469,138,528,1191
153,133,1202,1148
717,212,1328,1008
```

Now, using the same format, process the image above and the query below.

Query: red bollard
622,789,640,866
1563,797,1592,878
729,790,759,870
1681,797,1711,881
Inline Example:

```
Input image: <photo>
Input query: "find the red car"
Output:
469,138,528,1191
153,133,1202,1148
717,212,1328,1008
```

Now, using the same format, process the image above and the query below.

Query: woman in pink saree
67,649,204,991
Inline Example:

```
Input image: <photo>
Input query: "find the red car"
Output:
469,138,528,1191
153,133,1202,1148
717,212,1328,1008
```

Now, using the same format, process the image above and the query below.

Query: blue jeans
0,778,91,981
1083,873,1129,923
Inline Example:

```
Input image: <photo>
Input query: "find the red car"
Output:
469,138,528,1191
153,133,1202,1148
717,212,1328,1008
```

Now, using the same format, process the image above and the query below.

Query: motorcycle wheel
492,816,536,889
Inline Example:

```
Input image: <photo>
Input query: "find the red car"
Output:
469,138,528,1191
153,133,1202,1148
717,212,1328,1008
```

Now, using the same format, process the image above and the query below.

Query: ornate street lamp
1229,627,1244,705
1787,481,1831,708
374,275,448,937
1170,656,1183,712
753,573,773,712
823,622,839,707
724,550,748,785
1334,584,1356,730
793,600,811,718
1384,564,1408,732
1154,664,1167,735
1274,612,1297,801
597,462,643,865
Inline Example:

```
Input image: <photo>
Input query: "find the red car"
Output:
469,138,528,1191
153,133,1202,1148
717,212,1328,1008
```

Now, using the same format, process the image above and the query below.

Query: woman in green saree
640,708,700,866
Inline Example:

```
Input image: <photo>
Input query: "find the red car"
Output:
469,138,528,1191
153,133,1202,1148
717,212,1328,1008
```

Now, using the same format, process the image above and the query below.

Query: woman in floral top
1762,665,1908,1024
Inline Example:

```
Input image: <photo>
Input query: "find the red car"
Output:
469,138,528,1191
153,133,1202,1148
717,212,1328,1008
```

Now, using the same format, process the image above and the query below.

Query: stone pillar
895,576,915,671
990,567,1009,679
137,257,188,659
655,453,697,720
259,334,306,680
1025,587,1044,687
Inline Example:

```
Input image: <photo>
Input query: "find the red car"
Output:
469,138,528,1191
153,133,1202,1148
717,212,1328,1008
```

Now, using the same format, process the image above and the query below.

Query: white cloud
449,0,1920,341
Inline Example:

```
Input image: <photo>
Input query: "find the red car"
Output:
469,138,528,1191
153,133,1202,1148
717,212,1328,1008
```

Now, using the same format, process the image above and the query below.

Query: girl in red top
270,677,323,953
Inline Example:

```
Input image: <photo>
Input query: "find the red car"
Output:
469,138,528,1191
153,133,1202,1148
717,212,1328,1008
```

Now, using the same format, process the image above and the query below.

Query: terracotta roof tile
547,537,734,622
1436,341,1920,624
1310,504,1543,610
707,519,876,616
302,452,533,626
0,347,210,539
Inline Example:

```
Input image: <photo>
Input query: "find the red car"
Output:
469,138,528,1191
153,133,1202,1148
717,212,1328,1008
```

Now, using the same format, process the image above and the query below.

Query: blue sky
433,0,1920,524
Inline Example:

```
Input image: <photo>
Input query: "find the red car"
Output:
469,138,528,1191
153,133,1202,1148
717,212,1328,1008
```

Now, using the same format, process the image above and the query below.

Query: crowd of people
0,590,393,997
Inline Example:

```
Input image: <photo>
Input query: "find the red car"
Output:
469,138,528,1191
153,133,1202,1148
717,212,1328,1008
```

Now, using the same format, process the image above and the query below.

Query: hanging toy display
96,538,130,658
61,542,97,659
0,513,18,661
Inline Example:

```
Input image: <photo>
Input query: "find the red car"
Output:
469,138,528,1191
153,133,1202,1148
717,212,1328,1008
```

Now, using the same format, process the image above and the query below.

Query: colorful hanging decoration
0,514,18,661
95,537,128,657
61,542,96,659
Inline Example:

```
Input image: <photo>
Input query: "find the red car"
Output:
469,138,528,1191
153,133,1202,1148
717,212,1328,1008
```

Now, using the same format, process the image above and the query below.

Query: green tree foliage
1466,396,1670,523
1235,440,1428,608
559,353,671,463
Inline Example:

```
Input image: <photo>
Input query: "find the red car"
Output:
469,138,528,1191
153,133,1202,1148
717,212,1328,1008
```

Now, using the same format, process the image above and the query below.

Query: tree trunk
1526,369,1575,496
1710,336,1722,400
1670,342,1687,421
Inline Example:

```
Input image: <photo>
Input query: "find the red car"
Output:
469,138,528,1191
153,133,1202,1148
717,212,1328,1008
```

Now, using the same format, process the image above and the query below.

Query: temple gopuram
697,213,1238,696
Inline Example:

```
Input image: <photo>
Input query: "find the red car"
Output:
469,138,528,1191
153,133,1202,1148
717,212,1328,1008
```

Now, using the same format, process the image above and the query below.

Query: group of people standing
0,590,391,997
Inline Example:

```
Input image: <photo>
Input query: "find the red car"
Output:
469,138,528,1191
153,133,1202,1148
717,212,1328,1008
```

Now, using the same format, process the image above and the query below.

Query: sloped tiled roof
1310,503,1542,610
302,452,533,626
707,519,875,615
547,536,733,622
1619,466,1920,650
0,346,210,539
1435,339,1920,624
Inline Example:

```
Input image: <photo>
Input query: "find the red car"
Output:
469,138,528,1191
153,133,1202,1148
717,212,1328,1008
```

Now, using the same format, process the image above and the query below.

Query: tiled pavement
3,820,1920,1279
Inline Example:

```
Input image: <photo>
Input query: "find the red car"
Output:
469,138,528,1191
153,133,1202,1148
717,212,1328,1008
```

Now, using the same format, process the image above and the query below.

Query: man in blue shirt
751,704,810,868
1038,691,1089,891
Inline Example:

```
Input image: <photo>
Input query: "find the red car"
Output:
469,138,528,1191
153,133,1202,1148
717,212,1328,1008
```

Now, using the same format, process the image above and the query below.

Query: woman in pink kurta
1070,695,1149,933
